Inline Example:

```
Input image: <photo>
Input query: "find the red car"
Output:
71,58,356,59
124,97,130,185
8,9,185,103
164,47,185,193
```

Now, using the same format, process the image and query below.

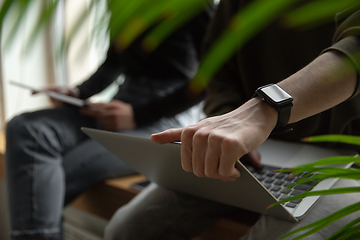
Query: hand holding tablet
10,80,86,107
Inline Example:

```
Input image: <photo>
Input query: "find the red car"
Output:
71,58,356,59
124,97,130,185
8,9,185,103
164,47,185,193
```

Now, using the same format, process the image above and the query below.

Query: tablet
10,80,86,107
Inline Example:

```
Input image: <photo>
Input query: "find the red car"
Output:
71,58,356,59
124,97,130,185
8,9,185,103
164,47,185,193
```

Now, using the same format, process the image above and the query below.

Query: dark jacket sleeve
130,6,214,126
76,45,124,100
76,5,212,126
133,86,206,126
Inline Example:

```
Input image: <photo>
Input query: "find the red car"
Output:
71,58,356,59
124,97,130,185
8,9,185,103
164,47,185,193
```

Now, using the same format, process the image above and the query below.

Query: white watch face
261,85,292,103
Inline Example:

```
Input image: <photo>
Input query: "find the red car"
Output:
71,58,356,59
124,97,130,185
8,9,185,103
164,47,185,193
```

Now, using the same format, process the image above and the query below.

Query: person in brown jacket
105,1,360,239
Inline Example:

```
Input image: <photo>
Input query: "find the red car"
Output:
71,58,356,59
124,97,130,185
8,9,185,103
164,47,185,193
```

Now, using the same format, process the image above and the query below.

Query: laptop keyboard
246,164,318,208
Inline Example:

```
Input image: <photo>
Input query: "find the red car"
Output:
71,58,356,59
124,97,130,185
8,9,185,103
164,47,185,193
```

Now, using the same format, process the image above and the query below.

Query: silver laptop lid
82,127,355,221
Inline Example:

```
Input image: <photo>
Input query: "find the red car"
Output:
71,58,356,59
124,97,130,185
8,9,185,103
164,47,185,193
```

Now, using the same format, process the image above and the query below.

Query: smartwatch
253,83,293,131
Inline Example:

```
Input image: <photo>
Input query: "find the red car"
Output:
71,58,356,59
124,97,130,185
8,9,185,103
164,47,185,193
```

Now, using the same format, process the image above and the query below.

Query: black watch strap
274,102,292,130
253,84,293,132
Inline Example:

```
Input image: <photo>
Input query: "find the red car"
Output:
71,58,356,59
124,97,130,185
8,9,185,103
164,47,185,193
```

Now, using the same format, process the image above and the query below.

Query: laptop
82,127,356,222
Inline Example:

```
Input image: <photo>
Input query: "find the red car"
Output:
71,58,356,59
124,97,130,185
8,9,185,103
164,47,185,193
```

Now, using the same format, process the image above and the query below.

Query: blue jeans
5,105,202,240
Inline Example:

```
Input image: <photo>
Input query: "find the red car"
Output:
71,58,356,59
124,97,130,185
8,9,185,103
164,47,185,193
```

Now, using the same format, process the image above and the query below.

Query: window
0,0,108,129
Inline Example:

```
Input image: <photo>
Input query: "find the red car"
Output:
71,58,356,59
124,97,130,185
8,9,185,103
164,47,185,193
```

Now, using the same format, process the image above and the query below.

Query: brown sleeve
323,5,360,98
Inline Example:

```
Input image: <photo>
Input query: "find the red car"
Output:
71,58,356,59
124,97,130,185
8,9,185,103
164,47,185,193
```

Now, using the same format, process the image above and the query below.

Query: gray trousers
5,104,202,240
105,180,360,240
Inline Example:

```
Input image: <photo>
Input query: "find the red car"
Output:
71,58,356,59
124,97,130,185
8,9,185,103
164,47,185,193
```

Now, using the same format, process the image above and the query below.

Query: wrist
251,97,279,131
70,87,80,98
232,97,278,135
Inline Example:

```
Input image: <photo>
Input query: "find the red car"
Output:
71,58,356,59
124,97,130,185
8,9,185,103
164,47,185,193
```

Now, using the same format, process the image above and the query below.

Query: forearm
278,51,357,124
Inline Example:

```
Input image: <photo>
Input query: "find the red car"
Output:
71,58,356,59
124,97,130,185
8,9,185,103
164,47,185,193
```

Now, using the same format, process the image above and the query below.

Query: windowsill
70,174,146,220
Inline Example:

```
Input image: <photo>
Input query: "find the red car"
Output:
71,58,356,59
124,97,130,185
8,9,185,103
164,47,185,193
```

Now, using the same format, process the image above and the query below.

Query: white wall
0,0,108,125
1,1,55,123
65,0,108,86
0,0,108,236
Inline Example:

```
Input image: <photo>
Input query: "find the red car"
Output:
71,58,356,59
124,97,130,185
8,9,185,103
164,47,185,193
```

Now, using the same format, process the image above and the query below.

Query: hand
32,86,80,107
151,98,277,182
80,100,137,131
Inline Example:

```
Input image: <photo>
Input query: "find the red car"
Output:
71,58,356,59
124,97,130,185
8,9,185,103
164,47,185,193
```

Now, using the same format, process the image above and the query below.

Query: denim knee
6,113,34,143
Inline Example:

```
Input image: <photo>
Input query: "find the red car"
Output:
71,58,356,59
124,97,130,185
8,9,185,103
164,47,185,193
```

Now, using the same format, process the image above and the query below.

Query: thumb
241,150,262,169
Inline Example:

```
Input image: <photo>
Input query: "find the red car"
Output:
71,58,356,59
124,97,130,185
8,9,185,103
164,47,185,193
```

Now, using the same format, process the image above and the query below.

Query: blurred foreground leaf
282,0,360,29
190,0,298,92
269,135,360,239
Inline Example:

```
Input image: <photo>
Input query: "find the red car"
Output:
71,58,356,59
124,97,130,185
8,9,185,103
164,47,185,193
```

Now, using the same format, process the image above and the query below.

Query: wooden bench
70,175,259,240
0,130,259,239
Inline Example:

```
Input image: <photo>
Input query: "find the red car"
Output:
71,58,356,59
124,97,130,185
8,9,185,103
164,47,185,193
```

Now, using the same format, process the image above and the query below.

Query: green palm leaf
271,187,360,207
282,171,360,190
24,0,59,55
63,0,96,53
303,135,360,146
280,155,360,172
112,0,208,50
279,202,360,240
272,134,360,239
141,1,207,52
0,0,15,35
3,0,31,50
282,0,360,29
190,0,298,92
329,218,360,240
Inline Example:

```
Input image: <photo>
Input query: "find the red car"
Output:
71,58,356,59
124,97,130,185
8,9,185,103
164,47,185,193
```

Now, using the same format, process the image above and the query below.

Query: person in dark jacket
104,1,360,239
5,7,213,240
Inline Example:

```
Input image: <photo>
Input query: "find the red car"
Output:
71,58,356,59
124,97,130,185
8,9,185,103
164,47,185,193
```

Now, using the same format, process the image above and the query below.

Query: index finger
151,128,183,144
